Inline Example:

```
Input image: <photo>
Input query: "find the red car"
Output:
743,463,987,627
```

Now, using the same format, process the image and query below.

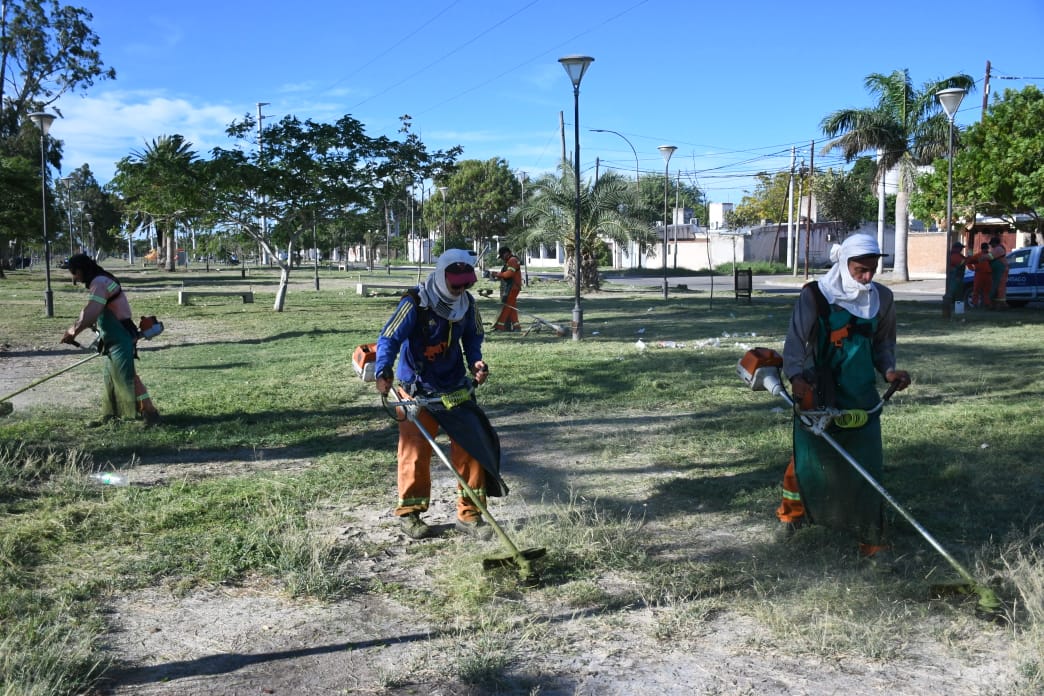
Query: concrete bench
356,282,413,296
178,290,254,305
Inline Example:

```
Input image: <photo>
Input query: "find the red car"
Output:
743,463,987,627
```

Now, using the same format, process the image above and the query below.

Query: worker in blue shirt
374,249,492,540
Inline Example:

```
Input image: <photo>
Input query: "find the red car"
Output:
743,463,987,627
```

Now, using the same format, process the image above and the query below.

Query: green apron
793,305,886,545
98,310,138,419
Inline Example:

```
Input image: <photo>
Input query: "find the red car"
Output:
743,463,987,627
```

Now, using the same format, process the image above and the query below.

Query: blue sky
51,0,1044,205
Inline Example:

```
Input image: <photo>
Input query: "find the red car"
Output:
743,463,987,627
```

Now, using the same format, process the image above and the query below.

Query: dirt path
96,412,1015,696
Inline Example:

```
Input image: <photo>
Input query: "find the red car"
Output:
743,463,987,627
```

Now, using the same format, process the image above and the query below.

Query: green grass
1,261,1042,694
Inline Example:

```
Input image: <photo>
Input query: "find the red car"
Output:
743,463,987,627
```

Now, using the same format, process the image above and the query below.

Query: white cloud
51,90,240,183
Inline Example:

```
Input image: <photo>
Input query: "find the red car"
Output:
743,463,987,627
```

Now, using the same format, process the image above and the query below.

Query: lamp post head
437,186,448,200
558,55,595,88
658,145,677,164
936,87,966,121
28,111,56,136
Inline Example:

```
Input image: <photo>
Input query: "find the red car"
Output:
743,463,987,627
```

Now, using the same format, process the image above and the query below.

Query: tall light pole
559,54,594,341
59,177,75,256
76,200,86,256
86,214,95,258
517,170,528,285
658,145,677,301
437,185,448,257
591,129,640,269
257,101,270,269
29,112,56,317
937,86,966,319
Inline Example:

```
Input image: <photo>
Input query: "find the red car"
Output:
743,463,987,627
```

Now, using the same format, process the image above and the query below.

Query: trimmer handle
882,380,901,402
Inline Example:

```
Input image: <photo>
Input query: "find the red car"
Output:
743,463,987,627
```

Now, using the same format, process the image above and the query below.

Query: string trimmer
485,300,568,337
737,347,1003,614
382,383,546,583
0,332,102,417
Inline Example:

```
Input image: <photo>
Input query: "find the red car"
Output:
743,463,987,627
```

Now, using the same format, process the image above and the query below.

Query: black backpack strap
808,280,830,320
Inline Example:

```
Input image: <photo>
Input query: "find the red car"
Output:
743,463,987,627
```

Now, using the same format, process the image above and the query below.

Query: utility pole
787,147,795,270
982,60,991,121
804,141,814,280
256,101,270,276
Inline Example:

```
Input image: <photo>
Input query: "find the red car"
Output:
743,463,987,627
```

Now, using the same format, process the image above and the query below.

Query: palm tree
111,135,202,271
820,69,974,280
519,165,648,290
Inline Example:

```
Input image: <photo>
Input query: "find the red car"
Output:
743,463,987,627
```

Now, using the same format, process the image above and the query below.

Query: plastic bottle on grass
89,472,128,486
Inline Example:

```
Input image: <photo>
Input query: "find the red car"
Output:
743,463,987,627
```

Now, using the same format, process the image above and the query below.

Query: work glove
472,361,489,385
885,369,911,392
375,367,394,395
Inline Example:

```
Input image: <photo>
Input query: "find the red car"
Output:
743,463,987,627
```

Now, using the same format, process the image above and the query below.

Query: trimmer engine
736,347,789,400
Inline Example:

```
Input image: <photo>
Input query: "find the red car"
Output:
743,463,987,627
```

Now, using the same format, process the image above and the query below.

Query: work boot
863,548,897,575
141,410,161,428
774,517,806,543
399,512,431,540
455,516,493,540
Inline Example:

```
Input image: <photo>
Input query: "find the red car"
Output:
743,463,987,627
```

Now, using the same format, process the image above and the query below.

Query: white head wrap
817,234,882,319
417,249,476,321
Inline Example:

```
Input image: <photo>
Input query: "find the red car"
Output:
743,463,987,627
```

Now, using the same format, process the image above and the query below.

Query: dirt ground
0,342,1022,696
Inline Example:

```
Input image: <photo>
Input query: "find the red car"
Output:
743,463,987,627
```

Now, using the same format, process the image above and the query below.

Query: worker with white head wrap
374,250,500,541
774,234,911,568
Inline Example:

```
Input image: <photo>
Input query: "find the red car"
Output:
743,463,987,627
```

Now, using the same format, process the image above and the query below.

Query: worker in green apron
775,235,911,566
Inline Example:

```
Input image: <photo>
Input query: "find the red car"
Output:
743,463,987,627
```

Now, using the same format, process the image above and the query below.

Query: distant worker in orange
945,241,967,312
987,236,1009,307
966,242,993,308
491,246,522,332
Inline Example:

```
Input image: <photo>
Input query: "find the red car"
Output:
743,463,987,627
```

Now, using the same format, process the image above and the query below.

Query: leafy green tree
423,158,520,259
728,170,799,227
0,0,115,132
0,1,113,274
820,68,974,280
635,175,706,266
814,157,878,231
110,135,205,272
211,113,457,310
519,165,647,290
913,85,1044,242
57,164,118,257
0,153,37,271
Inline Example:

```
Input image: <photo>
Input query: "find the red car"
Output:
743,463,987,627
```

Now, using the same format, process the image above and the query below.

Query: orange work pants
395,403,486,522
775,455,806,523
493,285,521,331
971,272,992,307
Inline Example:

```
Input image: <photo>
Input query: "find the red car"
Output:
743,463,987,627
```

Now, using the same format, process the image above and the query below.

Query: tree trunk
273,264,290,312
165,228,176,272
893,190,910,281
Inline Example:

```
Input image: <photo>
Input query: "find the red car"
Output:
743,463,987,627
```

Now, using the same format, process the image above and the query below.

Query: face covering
418,249,476,321
816,235,882,320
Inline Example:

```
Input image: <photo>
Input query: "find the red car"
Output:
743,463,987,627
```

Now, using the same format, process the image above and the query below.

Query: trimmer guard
425,398,508,497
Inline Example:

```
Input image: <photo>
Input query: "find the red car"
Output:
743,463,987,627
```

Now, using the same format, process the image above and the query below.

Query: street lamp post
936,86,966,319
658,145,677,301
517,170,529,285
59,177,75,256
76,200,86,256
87,215,94,258
591,129,639,269
559,54,594,341
29,111,56,317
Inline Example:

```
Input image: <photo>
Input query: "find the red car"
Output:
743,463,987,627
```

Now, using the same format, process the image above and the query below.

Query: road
600,272,947,303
